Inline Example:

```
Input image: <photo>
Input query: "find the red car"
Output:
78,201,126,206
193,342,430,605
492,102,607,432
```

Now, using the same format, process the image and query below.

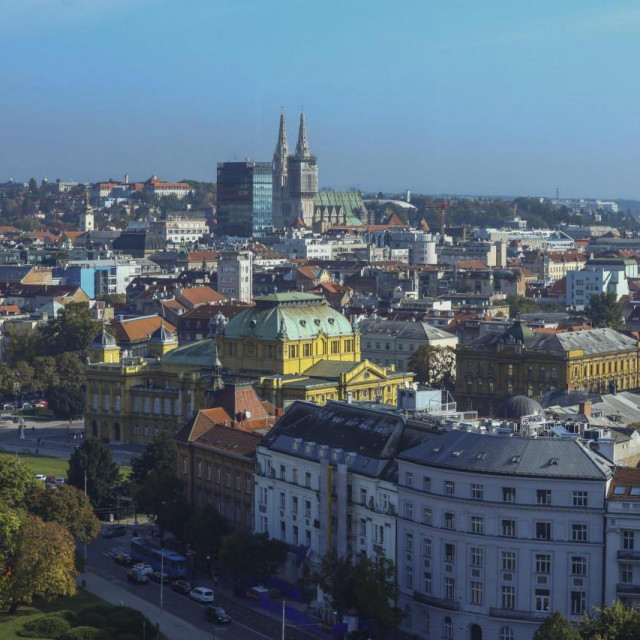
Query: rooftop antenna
556,187,559,205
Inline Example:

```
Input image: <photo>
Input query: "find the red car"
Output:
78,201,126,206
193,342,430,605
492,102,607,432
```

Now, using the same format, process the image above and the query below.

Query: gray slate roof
527,328,638,355
358,319,455,342
399,430,613,480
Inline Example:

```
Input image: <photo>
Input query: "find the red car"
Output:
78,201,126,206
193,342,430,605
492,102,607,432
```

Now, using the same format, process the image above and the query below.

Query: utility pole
281,600,285,640
160,551,164,609
83,468,87,565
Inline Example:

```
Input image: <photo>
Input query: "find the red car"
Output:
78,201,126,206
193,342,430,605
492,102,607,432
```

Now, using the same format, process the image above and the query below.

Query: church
272,113,369,231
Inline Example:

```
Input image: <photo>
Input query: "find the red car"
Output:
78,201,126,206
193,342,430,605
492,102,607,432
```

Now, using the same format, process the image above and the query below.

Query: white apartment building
254,401,415,583
217,249,253,303
149,217,208,245
437,241,507,268
385,230,438,266
396,431,612,640
604,468,640,608
566,258,637,309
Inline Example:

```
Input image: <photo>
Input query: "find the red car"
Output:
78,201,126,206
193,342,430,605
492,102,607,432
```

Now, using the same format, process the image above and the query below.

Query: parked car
171,579,193,595
189,587,214,603
127,569,149,584
133,562,153,575
103,525,127,538
21,402,32,408
149,571,171,584
204,605,231,624
3,403,14,411
113,553,134,566
34,474,46,482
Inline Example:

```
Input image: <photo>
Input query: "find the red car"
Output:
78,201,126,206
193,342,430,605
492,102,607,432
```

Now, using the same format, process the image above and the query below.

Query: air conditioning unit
502,572,513,582
573,578,584,587
536,575,549,585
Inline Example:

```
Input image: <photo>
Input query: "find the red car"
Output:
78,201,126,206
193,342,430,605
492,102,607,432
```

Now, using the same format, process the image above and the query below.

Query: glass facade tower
216,161,272,237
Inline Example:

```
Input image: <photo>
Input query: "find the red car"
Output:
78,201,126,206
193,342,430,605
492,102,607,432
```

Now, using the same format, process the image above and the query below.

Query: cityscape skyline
1,1,639,198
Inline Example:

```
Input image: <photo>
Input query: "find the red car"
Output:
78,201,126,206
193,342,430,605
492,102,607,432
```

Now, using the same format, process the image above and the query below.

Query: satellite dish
244,410,251,419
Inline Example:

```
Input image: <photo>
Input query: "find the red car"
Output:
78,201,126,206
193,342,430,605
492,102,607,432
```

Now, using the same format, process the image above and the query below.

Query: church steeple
295,112,311,157
273,112,290,168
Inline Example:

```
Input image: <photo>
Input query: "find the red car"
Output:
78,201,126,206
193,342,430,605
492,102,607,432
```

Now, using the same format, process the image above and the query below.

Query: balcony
617,550,640,561
490,608,549,623
617,584,640,596
413,591,459,611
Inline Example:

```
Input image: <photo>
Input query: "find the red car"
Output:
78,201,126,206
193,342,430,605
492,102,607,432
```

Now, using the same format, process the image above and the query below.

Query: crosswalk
104,545,129,558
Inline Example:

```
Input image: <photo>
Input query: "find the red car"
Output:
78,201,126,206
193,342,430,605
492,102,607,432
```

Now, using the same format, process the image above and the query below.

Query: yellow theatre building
84,293,413,443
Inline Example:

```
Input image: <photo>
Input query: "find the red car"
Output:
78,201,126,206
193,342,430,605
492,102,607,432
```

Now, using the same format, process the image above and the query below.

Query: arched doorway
470,623,482,640
114,423,121,441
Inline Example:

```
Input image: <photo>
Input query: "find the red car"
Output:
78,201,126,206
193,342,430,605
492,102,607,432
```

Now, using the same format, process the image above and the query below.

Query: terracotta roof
0,226,20,234
547,276,567,295
187,407,234,440
178,286,227,306
385,212,406,226
313,281,353,294
297,265,327,281
191,422,261,458
207,383,275,431
187,250,218,262
608,467,640,499
456,260,488,269
62,231,87,241
0,304,21,315
145,177,191,189
110,315,176,344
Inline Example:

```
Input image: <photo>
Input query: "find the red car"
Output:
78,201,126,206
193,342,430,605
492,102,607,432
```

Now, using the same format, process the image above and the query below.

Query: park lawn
0,452,132,479
0,589,103,640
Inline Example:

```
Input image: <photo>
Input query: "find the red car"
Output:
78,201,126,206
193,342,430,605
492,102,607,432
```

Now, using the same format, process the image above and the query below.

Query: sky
1,0,639,198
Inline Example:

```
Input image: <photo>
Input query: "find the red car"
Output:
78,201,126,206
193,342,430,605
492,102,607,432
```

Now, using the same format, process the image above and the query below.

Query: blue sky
1,0,639,198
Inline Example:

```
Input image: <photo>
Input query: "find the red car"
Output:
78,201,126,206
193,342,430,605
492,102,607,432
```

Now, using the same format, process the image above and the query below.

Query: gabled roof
176,417,261,460
110,315,176,344
177,285,227,306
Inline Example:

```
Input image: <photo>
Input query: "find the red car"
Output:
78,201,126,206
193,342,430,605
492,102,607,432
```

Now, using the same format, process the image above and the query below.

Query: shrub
115,634,142,640
76,612,107,629
78,604,115,618
19,615,71,638
58,626,102,640
108,609,144,632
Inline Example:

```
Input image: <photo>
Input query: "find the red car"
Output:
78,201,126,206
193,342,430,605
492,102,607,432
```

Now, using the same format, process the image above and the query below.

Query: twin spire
273,112,311,163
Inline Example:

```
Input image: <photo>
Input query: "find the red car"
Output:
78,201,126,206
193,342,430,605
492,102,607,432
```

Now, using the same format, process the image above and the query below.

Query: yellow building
456,321,640,415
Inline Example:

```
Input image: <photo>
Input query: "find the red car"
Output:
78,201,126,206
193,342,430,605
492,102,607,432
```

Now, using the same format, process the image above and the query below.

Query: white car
189,587,214,603
132,562,153,576
34,474,46,482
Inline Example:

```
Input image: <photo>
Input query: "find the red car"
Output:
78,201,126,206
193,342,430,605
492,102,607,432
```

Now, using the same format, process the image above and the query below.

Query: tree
57,352,87,389
579,601,640,640
505,294,539,317
3,328,42,366
30,484,100,544
533,612,581,640
220,531,287,584
46,385,85,420
32,356,60,393
0,512,76,612
588,292,624,330
40,302,99,357
67,438,120,510
13,360,35,396
184,506,230,560
0,456,38,509
130,430,178,485
407,344,455,389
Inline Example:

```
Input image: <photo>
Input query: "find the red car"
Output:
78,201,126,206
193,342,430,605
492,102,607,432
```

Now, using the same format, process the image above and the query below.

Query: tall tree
220,531,287,584
0,457,38,509
67,438,120,510
0,512,76,612
533,612,581,640
32,356,61,393
46,385,85,420
40,302,99,357
579,601,640,640
407,344,456,389
184,505,230,559
505,294,539,317
588,292,625,330
130,430,178,485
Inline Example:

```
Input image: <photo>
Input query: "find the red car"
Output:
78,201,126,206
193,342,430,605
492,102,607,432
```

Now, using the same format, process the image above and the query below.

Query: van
189,587,214,603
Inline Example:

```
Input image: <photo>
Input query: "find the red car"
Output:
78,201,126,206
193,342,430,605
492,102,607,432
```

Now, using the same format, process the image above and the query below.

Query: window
444,512,455,530
502,487,516,503
423,476,431,492
405,501,414,520
304,500,311,518
279,492,285,509
360,488,367,505
216,467,221,483
470,516,484,534
292,468,298,484
423,611,430,634
444,543,455,563
572,556,587,576
573,491,588,507
471,547,484,567
444,578,455,600
205,464,211,481
501,519,516,537
470,581,483,605
535,554,551,574
423,538,432,557
225,471,231,488
572,524,588,543
623,530,635,550
501,585,515,610
620,563,633,584
405,471,413,487
305,472,312,489
444,480,455,496
280,464,286,480
423,572,432,594
536,489,552,505
471,484,484,500
404,565,413,589
501,551,516,572
195,460,201,478
405,532,414,552
422,507,432,525
235,472,241,491
291,496,298,514
181,456,187,474
535,589,550,612
535,522,552,540
571,591,586,615
500,626,515,640
443,617,453,639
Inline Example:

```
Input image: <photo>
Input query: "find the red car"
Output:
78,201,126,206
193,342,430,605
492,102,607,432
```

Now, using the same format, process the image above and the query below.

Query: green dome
224,293,353,341
161,338,219,367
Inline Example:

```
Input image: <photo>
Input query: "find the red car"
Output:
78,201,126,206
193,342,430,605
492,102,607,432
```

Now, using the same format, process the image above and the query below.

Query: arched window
443,616,453,639
500,626,514,640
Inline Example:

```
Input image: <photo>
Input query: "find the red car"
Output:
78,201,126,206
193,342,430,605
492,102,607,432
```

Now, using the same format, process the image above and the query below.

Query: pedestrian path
79,571,210,640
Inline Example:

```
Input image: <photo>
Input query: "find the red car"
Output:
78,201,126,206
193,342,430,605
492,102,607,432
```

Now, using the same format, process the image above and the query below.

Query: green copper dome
161,338,219,367
224,292,353,341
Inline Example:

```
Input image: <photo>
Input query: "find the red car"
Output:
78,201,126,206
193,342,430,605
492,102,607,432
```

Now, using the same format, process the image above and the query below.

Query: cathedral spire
295,112,310,157
273,112,290,166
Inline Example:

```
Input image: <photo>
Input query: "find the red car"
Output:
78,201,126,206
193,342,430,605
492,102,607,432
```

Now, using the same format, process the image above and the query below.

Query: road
88,528,319,640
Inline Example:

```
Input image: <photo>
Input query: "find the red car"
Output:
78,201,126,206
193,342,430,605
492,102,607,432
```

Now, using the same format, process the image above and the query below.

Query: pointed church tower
79,187,95,232
295,112,311,157
287,112,318,227
272,113,291,230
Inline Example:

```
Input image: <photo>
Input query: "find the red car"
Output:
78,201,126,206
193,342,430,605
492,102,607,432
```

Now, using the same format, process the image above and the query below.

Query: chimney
579,400,592,417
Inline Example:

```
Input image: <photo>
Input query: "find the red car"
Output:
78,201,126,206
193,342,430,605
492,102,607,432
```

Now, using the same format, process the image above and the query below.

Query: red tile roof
178,286,227,306
110,316,176,344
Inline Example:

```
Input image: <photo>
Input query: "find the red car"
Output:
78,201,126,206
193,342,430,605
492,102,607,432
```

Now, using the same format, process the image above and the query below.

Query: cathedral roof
314,191,367,226
223,292,353,341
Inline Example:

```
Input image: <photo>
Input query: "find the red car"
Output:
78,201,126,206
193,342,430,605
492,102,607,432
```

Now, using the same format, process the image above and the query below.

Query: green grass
0,589,103,639
0,452,132,479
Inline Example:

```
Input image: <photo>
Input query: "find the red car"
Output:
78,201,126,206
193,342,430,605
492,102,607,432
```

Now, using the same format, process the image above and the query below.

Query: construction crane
426,199,450,241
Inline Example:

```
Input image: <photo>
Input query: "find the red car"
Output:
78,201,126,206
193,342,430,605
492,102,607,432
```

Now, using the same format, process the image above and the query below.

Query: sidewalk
79,571,210,640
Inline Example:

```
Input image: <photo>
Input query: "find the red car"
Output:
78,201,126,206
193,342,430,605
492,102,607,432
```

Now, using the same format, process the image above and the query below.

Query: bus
130,538,188,579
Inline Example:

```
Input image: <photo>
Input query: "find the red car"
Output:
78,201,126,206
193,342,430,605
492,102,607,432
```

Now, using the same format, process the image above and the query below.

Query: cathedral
272,113,369,231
